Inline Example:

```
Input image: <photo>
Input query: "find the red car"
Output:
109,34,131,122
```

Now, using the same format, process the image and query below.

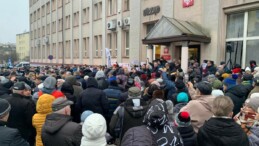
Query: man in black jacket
42,98,82,146
6,82,36,146
198,96,249,146
0,99,29,146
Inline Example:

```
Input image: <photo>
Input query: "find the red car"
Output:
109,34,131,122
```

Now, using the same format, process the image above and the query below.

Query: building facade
29,0,259,71
16,32,30,61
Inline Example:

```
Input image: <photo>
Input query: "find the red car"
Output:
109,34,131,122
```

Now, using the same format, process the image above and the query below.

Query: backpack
114,106,125,139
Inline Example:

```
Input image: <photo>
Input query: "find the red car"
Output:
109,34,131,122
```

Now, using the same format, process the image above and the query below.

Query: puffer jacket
225,84,249,116
32,94,55,146
109,98,148,143
180,95,215,133
177,126,197,146
198,117,249,146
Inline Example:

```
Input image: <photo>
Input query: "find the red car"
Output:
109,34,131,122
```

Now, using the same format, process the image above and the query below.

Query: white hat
212,89,224,97
245,67,251,72
250,93,259,99
81,113,107,146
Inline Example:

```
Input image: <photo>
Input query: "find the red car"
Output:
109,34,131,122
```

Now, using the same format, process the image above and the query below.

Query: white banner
105,48,112,68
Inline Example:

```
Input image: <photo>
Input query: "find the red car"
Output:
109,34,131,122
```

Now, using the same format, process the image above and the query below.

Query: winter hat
81,110,94,123
0,99,11,118
247,97,259,112
212,80,223,89
245,67,251,72
250,93,259,99
242,74,253,81
152,90,164,100
222,73,230,79
43,76,57,89
81,113,107,146
36,94,55,114
128,87,141,98
211,90,224,97
52,98,73,111
174,111,191,127
176,92,189,103
175,79,185,90
61,82,74,95
147,84,159,96
223,76,237,89
13,82,26,90
208,74,216,82
86,77,98,88
95,71,105,79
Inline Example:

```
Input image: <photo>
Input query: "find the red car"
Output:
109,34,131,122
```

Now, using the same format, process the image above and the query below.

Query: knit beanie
212,80,223,89
0,99,11,118
247,97,259,112
175,111,191,127
175,79,185,90
36,94,55,114
95,71,105,79
223,74,237,89
176,92,189,103
81,110,94,123
43,76,57,89
81,113,107,146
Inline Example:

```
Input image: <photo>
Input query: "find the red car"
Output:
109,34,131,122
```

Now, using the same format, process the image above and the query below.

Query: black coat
97,77,109,90
197,117,249,146
177,125,197,146
42,113,82,146
0,121,29,146
225,85,248,116
6,93,36,146
76,78,109,119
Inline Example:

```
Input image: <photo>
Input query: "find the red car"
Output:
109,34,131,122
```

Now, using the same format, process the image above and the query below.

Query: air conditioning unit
107,20,116,30
117,20,123,28
44,36,49,44
124,17,130,26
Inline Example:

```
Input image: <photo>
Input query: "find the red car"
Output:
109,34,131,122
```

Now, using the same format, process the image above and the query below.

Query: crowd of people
0,58,259,146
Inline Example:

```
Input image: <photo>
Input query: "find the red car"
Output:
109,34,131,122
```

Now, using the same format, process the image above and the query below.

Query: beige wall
16,32,30,61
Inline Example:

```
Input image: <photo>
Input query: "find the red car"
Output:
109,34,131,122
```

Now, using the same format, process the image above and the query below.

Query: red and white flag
183,0,194,8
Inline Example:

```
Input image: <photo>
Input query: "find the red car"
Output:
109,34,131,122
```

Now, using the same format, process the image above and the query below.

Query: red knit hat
175,111,191,127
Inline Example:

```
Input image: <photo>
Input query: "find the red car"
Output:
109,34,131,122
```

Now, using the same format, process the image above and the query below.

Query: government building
29,0,259,72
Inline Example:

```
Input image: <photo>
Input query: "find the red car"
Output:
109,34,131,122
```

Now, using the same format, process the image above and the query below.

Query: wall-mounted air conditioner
107,20,117,30
124,17,130,26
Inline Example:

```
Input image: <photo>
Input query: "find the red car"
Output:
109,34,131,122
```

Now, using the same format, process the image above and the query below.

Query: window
58,18,63,31
108,0,117,15
58,0,62,8
52,43,56,58
38,28,41,38
83,37,89,58
73,39,79,58
73,12,79,27
99,2,102,18
83,8,90,23
125,31,129,57
52,21,56,33
66,15,70,29
42,26,45,37
146,23,155,35
30,14,33,23
226,9,259,68
95,36,98,57
65,40,70,58
52,0,56,11
46,2,50,14
58,42,62,59
108,0,112,15
47,23,50,35
34,11,36,22
34,29,37,39
124,0,130,11
47,45,50,59
37,8,40,20
41,5,45,17
99,35,102,56
94,4,98,20
114,32,117,57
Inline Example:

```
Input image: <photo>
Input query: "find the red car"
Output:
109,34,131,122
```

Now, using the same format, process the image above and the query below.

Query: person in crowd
250,60,257,73
206,60,217,75
41,98,82,146
198,96,249,146
110,87,148,145
248,77,259,98
173,92,189,117
116,68,128,89
32,94,55,146
142,84,159,102
104,80,123,124
181,81,215,133
80,110,93,125
76,77,109,122
6,82,36,146
0,76,12,99
211,79,224,97
95,70,109,90
65,75,83,99
174,111,197,146
81,113,107,146
161,68,176,100
171,79,190,105
56,78,65,90
223,74,249,116
0,99,29,146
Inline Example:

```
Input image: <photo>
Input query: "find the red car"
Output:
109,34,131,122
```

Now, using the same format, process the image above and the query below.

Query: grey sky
0,0,29,43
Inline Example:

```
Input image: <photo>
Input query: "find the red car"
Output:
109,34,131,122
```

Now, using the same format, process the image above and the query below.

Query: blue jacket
162,72,176,99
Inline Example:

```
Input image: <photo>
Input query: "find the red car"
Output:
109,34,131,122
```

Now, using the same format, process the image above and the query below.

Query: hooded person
65,75,83,99
95,70,109,90
81,113,107,146
223,74,249,116
76,77,109,122
32,94,55,146
0,76,12,99
248,77,259,98
109,87,149,145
